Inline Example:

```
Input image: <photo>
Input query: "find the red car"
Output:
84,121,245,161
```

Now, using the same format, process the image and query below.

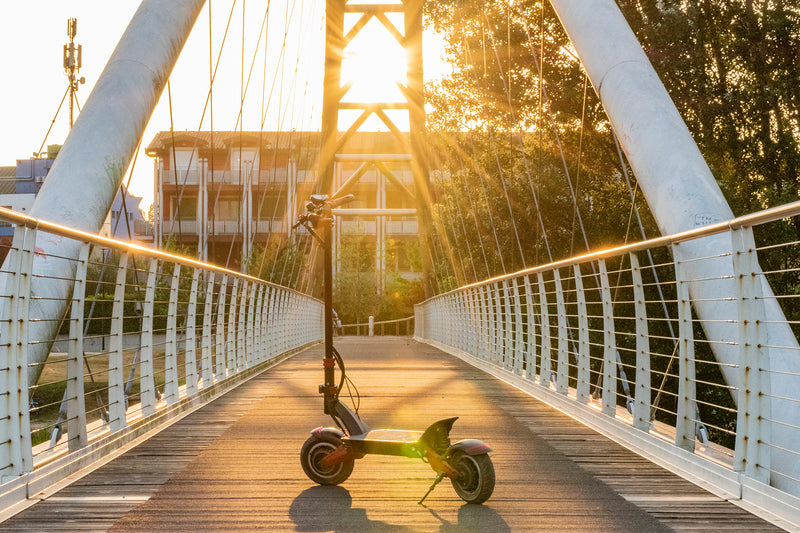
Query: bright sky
0,1,450,213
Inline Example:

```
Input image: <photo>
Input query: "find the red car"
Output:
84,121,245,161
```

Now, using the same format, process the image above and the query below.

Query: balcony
259,168,288,184
254,220,287,234
161,169,200,186
296,170,317,183
385,220,418,234
341,220,377,235
162,220,198,234
210,220,242,234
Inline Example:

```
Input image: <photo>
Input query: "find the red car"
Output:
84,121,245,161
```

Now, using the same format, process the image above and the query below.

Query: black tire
450,452,495,504
300,435,354,485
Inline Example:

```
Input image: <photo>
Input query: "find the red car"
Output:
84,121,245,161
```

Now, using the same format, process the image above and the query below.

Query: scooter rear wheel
300,435,354,485
450,452,495,504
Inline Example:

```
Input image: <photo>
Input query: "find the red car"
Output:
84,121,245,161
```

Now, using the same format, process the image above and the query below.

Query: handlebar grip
330,194,355,208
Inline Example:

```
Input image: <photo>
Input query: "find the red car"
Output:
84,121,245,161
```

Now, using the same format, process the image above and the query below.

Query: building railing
160,168,201,186
258,168,288,184
415,200,800,528
0,207,323,510
385,220,418,234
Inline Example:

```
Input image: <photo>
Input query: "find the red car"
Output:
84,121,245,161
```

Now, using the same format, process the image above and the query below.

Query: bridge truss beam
315,0,447,298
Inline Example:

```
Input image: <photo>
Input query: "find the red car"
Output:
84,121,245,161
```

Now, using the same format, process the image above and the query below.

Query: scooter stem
322,212,337,416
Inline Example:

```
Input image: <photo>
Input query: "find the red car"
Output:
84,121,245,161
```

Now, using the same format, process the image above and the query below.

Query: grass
29,348,183,447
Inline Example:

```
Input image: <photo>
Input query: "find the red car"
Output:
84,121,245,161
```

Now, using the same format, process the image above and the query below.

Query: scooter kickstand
418,472,445,505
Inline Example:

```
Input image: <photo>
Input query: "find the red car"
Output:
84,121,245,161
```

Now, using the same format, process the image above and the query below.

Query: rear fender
419,417,459,452
311,426,345,445
448,438,492,456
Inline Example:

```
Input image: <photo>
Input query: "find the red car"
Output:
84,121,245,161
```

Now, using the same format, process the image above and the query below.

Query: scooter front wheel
300,435,354,485
450,452,495,504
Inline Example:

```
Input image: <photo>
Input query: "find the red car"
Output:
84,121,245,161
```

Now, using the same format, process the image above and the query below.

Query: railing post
236,280,247,369
185,269,200,396
493,283,503,366
458,292,467,352
673,248,697,452
3,227,37,476
227,278,239,374
280,291,288,352
201,272,215,386
254,285,264,363
164,263,181,405
524,275,537,380
215,275,228,377
66,243,90,450
731,227,770,482
140,258,158,416
598,259,618,416
629,252,651,430
513,280,524,374
537,273,552,388
573,264,591,403
266,286,275,357
469,288,479,357
554,269,569,394
246,283,256,366
108,250,128,432
502,281,513,370
264,286,273,358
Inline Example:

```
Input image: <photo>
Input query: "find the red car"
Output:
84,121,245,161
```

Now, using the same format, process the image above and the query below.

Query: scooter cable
331,346,347,400
332,346,362,417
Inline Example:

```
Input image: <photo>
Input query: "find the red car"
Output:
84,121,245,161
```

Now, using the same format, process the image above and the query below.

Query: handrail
0,209,324,513
415,199,800,528
0,206,313,300
341,315,414,328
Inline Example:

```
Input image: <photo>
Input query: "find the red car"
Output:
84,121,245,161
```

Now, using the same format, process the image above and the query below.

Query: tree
424,0,800,288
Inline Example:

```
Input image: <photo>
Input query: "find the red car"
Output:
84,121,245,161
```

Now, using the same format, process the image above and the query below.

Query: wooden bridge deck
0,338,784,532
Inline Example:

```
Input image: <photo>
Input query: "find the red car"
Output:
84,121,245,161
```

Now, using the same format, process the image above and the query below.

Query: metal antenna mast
63,18,85,129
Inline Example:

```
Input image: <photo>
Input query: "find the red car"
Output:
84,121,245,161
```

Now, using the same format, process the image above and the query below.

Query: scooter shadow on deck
289,486,510,532
289,486,411,532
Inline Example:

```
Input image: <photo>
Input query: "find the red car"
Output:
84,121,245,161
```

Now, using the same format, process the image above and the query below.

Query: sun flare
340,16,407,104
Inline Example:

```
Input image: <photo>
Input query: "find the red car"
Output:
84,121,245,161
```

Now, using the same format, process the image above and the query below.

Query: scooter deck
345,429,425,457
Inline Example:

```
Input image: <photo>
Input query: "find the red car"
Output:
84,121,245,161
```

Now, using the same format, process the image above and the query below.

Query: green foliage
334,236,379,324
424,0,800,289
245,237,311,289
424,1,660,286
616,1,800,216
332,235,425,324
423,1,800,445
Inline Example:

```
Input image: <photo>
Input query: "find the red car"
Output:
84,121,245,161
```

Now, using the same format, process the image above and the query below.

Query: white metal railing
0,207,323,510
341,316,414,336
415,201,800,528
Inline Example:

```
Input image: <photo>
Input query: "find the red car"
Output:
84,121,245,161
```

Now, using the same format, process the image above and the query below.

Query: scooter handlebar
329,194,355,208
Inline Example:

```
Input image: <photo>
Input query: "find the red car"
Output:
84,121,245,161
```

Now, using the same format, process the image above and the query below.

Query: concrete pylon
548,0,799,496
1,0,206,388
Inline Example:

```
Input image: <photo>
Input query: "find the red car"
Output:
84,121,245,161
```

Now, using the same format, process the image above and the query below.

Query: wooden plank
0,338,782,532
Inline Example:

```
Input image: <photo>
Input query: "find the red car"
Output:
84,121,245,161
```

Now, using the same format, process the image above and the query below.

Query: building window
171,149,198,171
215,197,240,221
172,196,197,221
254,193,286,219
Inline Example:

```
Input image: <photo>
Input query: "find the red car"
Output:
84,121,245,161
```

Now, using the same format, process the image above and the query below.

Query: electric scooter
295,194,495,505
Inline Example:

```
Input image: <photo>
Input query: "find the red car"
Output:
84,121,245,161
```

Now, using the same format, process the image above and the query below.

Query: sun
340,13,407,104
